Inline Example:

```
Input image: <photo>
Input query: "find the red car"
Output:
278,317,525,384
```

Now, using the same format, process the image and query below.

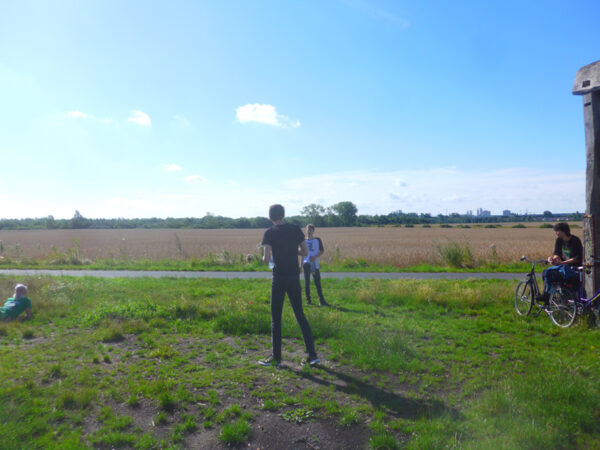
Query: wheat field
0,224,577,266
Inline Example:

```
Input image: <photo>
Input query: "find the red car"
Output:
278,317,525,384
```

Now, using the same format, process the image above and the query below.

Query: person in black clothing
536,222,583,303
258,204,319,368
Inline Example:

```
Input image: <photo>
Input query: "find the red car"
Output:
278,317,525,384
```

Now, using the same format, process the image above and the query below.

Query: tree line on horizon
0,203,583,231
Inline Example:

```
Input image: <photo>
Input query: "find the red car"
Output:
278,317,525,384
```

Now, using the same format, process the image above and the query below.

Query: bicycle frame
514,256,547,317
516,256,600,327
569,262,600,314
521,256,544,296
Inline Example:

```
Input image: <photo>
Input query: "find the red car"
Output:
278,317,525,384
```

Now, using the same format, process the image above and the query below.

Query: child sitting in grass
0,284,32,321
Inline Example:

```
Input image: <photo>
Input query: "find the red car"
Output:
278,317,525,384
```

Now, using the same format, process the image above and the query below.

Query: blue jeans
270,275,317,362
542,265,579,294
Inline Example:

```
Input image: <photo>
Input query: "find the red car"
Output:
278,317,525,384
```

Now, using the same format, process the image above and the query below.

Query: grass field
0,224,581,271
2,274,600,449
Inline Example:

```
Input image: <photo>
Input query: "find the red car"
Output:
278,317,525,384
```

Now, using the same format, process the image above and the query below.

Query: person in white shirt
302,224,329,306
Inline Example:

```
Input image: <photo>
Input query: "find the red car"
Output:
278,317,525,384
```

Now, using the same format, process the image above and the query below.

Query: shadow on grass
291,365,460,421
319,304,369,315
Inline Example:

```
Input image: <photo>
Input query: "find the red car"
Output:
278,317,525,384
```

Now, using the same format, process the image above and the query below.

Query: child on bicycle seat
536,222,583,304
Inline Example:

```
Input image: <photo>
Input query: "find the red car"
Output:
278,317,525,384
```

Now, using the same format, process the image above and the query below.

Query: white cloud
128,110,152,127
62,110,88,119
236,104,300,128
1,167,584,220
184,175,208,184
98,167,580,219
83,167,585,217
165,163,183,172
281,167,585,216
174,115,190,126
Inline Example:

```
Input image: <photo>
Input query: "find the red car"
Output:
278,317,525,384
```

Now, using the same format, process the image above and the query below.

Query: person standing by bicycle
536,222,583,304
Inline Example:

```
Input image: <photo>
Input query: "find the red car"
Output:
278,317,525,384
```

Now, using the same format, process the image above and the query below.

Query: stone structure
573,60,600,295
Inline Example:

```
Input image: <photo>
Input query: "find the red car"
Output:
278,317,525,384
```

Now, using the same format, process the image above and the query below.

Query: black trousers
270,275,317,361
303,262,325,303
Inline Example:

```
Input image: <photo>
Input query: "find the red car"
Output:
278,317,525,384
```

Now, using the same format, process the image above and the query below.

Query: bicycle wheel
514,280,534,316
548,287,577,328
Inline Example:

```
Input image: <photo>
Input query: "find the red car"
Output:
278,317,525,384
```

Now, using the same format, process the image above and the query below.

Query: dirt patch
183,413,371,449
18,331,444,448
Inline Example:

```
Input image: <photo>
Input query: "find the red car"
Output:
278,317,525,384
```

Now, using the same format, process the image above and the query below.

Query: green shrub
436,240,474,268
126,393,141,408
100,325,124,343
280,408,314,424
219,419,251,445
56,389,96,409
216,404,241,423
201,406,216,420
339,408,360,426
369,432,400,449
57,391,78,409
48,364,62,379
262,399,280,411
155,412,168,425
134,433,157,450
158,391,177,412
22,328,35,339
181,413,196,432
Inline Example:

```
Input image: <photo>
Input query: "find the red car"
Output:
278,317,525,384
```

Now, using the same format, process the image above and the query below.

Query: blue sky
1,0,598,219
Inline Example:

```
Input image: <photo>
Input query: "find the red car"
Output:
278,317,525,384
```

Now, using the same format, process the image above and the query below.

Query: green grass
2,274,600,447
219,418,251,444
0,254,530,272
280,407,314,424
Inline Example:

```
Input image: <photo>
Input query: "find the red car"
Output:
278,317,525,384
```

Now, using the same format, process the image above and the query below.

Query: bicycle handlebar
521,255,600,266
520,256,548,265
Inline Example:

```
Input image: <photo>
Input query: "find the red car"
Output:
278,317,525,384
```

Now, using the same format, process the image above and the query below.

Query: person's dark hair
306,224,315,231
269,204,285,221
553,222,571,236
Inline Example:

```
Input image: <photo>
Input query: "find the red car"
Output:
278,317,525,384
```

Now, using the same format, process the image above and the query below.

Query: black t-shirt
553,235,583,267
261,223,305,276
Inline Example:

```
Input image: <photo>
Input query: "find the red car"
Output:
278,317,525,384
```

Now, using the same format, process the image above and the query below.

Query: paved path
0,269,523,280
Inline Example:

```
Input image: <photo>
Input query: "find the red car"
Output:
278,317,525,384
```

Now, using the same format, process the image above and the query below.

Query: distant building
466,210,473,216
503,210,511,216
477,208,491,217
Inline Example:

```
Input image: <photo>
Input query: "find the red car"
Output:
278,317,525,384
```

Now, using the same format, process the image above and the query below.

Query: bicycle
564,257,600,327
514,256,578,328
